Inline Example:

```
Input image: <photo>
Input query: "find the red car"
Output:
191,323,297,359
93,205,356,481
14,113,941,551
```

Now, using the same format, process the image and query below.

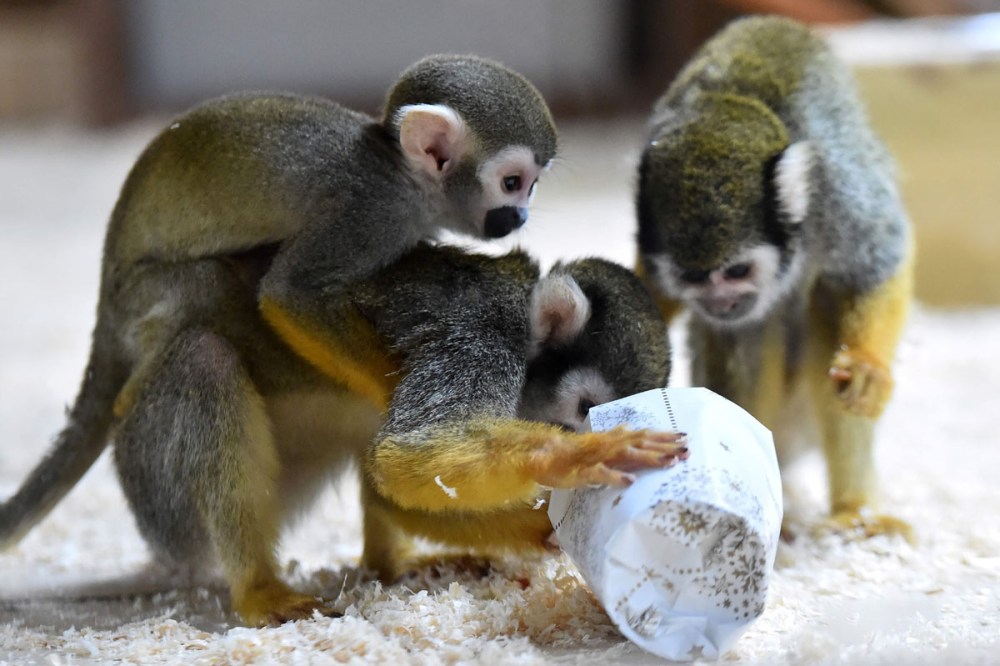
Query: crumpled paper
548,387,782,661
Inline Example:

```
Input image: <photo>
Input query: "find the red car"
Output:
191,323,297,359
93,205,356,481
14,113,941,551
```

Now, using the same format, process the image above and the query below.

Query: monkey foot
829,346,894,418
822,510,915,545
528,426,688,489
234,580,340,627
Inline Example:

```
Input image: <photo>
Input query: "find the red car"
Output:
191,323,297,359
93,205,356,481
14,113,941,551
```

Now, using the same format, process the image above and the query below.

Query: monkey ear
529,272,592,354
773,141,814,224
396,104,468,177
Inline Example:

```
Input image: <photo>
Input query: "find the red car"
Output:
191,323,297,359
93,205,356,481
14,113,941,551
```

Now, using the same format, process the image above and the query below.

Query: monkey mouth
484,206,527,238
698,295,757,324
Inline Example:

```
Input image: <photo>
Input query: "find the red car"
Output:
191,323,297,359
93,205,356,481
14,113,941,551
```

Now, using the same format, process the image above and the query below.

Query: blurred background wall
1,0,998,305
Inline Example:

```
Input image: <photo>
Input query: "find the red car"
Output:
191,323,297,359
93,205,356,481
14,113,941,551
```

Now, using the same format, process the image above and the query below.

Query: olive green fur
639,15,909,291
384,54,557,162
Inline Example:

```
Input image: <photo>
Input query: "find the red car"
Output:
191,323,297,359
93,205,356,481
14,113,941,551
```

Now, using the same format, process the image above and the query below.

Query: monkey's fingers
598,439,689,473
528,427,687,489
575,462,636,487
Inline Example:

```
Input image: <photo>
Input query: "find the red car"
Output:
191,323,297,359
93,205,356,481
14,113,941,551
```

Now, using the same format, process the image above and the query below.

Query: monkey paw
822,509,915,545
527,427,687,489
829,346,894,418
234,581,340,627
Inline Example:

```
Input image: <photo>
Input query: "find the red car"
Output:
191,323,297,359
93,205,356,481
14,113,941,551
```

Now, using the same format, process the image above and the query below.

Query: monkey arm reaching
350,245,683,578
369,404,685,515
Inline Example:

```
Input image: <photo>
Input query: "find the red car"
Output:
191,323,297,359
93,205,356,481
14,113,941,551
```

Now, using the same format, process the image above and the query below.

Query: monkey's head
637,94,813,328
517,258,671,432
383,54,558,240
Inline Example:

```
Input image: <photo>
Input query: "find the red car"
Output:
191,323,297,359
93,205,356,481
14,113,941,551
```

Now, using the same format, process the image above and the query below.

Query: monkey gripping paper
548,388,782,661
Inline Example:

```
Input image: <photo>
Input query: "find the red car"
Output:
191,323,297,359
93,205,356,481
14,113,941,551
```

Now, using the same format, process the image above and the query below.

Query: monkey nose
484,205,526,238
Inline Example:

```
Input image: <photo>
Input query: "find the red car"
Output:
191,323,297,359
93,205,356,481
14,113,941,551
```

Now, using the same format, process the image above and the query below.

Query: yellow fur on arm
838,233,915,363
368,418,561,513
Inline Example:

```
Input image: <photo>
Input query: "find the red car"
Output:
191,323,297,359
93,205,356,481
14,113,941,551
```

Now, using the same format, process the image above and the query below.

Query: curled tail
0,326,126,548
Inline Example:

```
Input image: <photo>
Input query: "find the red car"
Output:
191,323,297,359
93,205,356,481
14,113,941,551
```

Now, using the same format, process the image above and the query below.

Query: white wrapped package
548,387,782,661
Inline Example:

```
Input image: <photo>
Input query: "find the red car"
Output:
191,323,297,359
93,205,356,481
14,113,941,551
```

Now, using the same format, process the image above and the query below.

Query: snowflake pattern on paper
551,388,782,660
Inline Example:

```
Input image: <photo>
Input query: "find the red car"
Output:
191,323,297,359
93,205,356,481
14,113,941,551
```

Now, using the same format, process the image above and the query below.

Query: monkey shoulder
366,247,538,431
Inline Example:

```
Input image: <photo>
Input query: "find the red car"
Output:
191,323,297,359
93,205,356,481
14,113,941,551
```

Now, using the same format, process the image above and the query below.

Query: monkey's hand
829,346,894,418
525,427,688,489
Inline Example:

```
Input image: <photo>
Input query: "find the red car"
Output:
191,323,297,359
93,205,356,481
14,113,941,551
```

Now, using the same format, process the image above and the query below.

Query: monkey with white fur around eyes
636,16,914,540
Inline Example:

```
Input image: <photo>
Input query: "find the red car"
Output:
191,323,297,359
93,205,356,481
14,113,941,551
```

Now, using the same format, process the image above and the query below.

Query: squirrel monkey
351,245,680,584
0,237,681,627
108,54,557,410
635,16,914,540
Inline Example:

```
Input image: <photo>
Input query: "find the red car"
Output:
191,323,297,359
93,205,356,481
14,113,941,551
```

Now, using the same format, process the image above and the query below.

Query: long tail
0,320,126,548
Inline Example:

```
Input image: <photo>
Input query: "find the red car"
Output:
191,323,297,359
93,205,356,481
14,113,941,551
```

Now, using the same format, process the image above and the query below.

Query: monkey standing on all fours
0,52,682,626
635,16,915,539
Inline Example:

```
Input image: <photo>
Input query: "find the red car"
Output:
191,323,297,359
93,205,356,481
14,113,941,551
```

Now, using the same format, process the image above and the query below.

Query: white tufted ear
529,273,591,353
773,140,814,224
395,104,468,177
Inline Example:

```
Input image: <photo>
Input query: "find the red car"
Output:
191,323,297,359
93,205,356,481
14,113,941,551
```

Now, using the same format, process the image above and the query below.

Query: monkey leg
359,476,417,581
361,473,554,581
113,329,332,626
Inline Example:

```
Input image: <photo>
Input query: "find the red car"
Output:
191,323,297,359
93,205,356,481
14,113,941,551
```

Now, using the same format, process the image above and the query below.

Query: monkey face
647,244,801,328
473,145,549,238
518,260,671,431
519,361,616,433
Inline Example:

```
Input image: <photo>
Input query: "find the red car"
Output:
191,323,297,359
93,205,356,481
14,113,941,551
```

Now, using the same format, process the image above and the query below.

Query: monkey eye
577,397,596,418
724,263,752,280
680,269,711,284
502,175,522,193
